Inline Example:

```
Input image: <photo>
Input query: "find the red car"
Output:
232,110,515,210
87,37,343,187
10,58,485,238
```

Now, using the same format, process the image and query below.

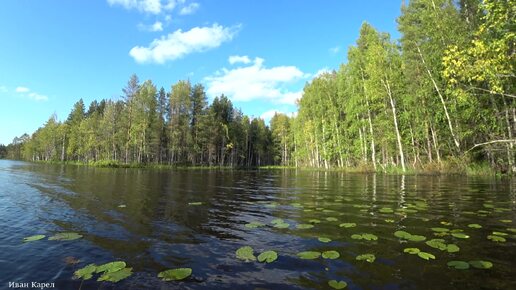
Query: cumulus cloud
228,55,251,65
329,46,340,54
179,2,199,15
138,21,163,32
15,86,30,93
28,92,48,101
129,24,240,64
205,57,307,105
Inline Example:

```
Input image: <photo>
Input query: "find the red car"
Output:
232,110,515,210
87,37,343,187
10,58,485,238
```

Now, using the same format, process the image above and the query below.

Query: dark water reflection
0,160,515,290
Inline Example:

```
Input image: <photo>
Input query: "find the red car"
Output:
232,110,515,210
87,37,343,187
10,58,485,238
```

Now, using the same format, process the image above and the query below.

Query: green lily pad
257,250,278,263
446,244,460,253
188,202,202,206
309,219,321,224
469,260,493,269
322,250,340,259
291,203,303,208
48,232,83,241
297,251,321,259
296,224,314,229
404,248,420,254
318,237,332,243
492,231,508,236
440,221,452,226
384,219,395,223
157,268,192,281
351,233,378,241
326,217,338,222
96,261,127,274
431,227,449,233
451,233,469,239
426,239,447,251
74,264,97,280
417,252,435,260
408,234,426,242
506,228,516,233
487,235,506,242
245,221,265,229
23,235,45,242
236,246,256,262
379,208,393,213
394,231,425,241
394,230,411,239
271,218,284,224
339,223,356,228
499,219,512,223
273,222,290,229
356,253,375,263
97,267,132,282
117,204,126,208
468,224,482,229
328,280,347,289
447,260,470,270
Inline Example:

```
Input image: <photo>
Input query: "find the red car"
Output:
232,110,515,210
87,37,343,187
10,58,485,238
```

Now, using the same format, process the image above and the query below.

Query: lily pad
492,231,508,236
257,250,278,263
487,235,506,242
403,248,420,254
296,224,314,229
384,219,395,223
326,217,338,222
431,227,450,233
48,232,83,241
446,244,460,253
188,202,202,206
447,260,470,270
157,268,192,281
318,237,332,243
97,267,133,282
328,280,347,289
23,235,45,242
394,231,426,241
271,218,284,224
451,233,469,239
297,251,321,259
322,250,340,259
356,253,375,263
245,221,265,229
499,219,512,223
468,224,482,229
74,264,97,280
379,208,394,213
352,233,378,241
273,222,290,229
309,219,321,224
96,261,127,274
417,251,435,260
426,239,447,251
469,260,493,269
339,223,356,228
117,204,126,208
236,246,256,262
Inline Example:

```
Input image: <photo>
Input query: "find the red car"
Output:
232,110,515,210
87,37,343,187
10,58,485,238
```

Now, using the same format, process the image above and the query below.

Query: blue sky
0,0,402,145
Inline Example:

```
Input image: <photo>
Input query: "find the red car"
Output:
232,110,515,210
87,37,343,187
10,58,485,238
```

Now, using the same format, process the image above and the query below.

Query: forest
2,0,514,173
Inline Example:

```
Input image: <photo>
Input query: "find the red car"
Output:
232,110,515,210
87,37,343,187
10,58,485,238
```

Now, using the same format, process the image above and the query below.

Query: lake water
0,160,515,290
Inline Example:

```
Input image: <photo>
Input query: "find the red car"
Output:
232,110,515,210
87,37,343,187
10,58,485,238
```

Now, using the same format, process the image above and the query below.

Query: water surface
0,160,514,289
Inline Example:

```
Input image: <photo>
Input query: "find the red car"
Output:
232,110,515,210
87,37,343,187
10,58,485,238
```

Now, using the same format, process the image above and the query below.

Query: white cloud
129,23,240,64
138,21,163,32
205,57,307,105
330,46,340,54
315,67,331,77
228,55,251,65
28,92,48,101
179,2,199,15
15,86,30,93
107,0,164,14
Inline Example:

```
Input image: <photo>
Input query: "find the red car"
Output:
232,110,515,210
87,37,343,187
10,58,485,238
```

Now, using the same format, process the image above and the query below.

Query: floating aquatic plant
258,250,278,263
309,219,321,224
236,246,256,262
74,264,97,280
356,253,375,263
351,233,378,241
245,221,265,229
326,217,338,222
188,202,202,206
95,261,127,274
431,227,449,233
447,260,469,270
158,268,192,281
403,248,420,254
296,224,314,229
98,267,133,282
468,224,482,229
48,232,83,241
318,237,332,243
23,235,45,242
328,280,347,289
394,231,426,242
451,233,469,239
339,223,356,228
417,251,435,260
487,235,506,242
469,260,493,269
322,250,340,259
297,251,321,259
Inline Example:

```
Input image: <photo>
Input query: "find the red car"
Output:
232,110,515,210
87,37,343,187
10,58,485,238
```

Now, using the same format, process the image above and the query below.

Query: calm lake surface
0,160,515,290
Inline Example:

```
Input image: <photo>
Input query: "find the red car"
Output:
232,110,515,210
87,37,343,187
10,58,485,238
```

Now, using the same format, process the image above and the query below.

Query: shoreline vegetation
1,0,514,175
12,159,503,177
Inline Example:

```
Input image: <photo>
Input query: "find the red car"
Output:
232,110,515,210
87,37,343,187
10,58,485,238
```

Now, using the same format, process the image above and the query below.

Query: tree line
3,0,514,173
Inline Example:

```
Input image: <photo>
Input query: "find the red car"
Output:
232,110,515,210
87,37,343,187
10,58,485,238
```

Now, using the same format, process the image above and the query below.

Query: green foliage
23,235,45,242
74,264,97,280
257,250,278,263
328,280,348,289
356,253,376,263
236,246,256,262
297,251,321,259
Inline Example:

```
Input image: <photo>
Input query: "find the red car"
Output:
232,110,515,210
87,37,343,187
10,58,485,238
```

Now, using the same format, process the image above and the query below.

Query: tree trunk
383,78,406,172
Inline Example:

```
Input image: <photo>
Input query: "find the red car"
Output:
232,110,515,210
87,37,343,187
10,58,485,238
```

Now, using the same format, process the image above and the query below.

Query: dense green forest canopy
3,0,515,173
